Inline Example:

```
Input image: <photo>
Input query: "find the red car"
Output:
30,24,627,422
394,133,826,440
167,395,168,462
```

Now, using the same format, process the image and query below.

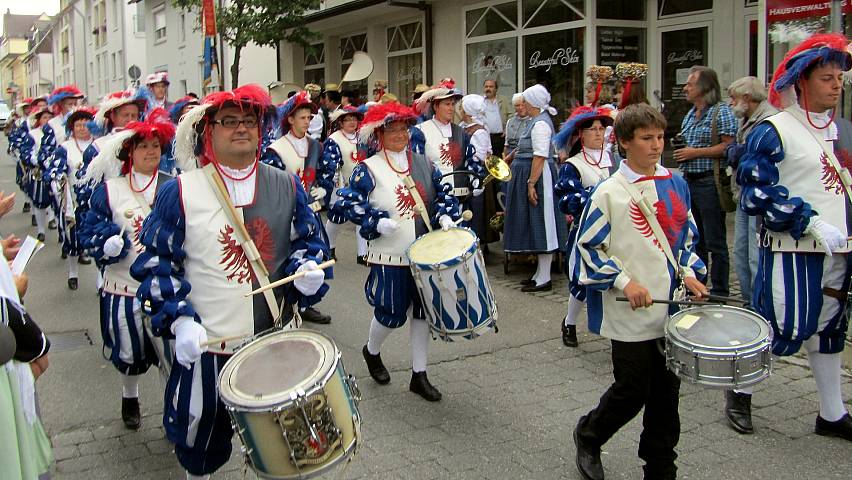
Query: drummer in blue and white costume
572,103,707,480
78,108,176,432
44,107,97,289
553,105,615,347
503,84,569,292
332,102,460,402
130,85,330,478
19,103,54,241
733,33,852,440
319,105,368,262
262,90,332,325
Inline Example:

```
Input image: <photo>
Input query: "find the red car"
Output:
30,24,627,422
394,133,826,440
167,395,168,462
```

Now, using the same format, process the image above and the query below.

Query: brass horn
489,212,504,233
482,155,512,186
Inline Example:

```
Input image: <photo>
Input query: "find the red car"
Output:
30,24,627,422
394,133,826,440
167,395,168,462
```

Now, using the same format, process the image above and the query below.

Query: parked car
0,102,11,129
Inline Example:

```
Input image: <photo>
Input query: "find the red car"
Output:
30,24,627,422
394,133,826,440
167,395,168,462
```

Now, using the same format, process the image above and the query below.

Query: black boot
724,390,754,434
121,397,141,430
329,248,336,261
68,278,78,290
815,413,852,441
48,219,57,230
362,345,390,384
300,307,331,324
61,250,68,259
409,371,442,402
78,254,92,265
562,323,578,347
36,233,45,242
22,202,30,213
356,255,368,266
574,425,604,480
31,214,37,226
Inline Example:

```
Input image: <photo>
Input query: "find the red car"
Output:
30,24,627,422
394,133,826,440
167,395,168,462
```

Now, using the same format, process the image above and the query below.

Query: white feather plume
82,130,135,184
173,104,211,173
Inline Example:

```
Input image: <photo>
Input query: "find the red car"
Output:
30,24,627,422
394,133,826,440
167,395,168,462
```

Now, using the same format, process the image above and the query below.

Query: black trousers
490,133,504,157
576,338,681,478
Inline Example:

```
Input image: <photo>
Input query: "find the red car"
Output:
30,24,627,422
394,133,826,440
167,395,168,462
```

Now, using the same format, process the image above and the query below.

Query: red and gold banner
203,0,217,37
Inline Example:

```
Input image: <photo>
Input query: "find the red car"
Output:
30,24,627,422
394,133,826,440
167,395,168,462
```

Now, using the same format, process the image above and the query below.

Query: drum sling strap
202,163,297,328
613,173,687,297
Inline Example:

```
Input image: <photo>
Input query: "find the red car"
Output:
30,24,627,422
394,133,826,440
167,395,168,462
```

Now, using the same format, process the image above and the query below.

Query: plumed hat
168,96,200,124
553,106,615,150
358,102,417,143
48,85,84,113
413,78,463,116
769,33,851,108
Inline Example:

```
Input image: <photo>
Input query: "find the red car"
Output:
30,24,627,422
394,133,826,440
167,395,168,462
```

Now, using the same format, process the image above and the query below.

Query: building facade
51,0,90,92
82,0,147,100
138,0,278,98
1,12,47,106
23,19,54,99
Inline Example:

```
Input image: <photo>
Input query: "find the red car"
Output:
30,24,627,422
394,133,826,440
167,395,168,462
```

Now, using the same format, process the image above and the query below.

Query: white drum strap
613,173,685,283
787,108,852,203
202,163,282,322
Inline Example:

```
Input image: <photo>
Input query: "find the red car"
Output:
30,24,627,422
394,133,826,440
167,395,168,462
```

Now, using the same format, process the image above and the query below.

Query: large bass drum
218,329,361,479
665,305,772,389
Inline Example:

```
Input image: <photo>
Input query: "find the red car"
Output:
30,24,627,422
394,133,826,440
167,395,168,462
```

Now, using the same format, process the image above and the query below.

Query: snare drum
406,227,498,340
665,305,772,389
218,330,361,479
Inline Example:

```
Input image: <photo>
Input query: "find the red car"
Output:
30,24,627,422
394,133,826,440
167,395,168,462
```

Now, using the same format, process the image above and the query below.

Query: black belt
682,170,713,181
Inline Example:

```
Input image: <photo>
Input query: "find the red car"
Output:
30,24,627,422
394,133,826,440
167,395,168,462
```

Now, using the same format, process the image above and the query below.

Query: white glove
102,235,125,258
311,187,327,202
439,215,455,231
472,188,484,197
376,218,399,236
173,317,208,369
293,260,325,296
805,216,846,256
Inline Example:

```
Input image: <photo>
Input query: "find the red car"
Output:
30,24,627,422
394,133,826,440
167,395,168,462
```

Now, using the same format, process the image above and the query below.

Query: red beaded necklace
214,159,258,181
579,137,605,167
800,82,836,130
129,169,157,193
383,147,411,175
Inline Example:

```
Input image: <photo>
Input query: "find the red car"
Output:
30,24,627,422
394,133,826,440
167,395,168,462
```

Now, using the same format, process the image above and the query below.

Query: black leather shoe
362,345,390,384
574,426,604,480
48,219,57,230
356,255,368,266
724,390,754,434
36,233,45,242
815,413,852,441
22,202,30,213
329,248,336,261
521,281,552,293
409,371,442,402
78,255,92,265
300,307,331,324
121,397,141,430
31,215,37,226
61,250,68,259
68,278,78,290
519,278,535,286
562,323,579,347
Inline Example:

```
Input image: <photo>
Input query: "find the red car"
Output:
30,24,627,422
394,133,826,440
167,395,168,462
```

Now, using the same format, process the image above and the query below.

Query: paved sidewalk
48,334,852,479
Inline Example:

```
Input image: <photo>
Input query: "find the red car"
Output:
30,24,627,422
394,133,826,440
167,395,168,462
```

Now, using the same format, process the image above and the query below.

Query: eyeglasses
583,127,606,133
211,117,259,129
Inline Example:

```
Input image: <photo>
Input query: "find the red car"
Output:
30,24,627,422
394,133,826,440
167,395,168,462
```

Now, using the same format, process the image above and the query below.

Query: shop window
748,19,758,77
522,0,585,29
466,2,518,37
304,42,325,89
597,0,645,21
596,27,645,68
660,27,708,166
388,21,424,101
467,38,518,96
523,27,585,121
304,69,325,89
340,33,368,100
658,0,712,17
154,5,167,42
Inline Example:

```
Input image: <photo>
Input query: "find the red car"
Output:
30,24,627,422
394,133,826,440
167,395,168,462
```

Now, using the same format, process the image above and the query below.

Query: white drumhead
219,330,338,410
667,306,769,350
407,227,476,266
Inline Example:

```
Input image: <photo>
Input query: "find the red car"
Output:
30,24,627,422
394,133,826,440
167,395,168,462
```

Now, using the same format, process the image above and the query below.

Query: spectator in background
725,76,776,311
504,93,531,161
673,65,736,297
482,79,513,156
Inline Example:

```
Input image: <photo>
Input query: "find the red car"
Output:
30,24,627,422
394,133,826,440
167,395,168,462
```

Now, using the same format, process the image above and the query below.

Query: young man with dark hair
572,103,707,480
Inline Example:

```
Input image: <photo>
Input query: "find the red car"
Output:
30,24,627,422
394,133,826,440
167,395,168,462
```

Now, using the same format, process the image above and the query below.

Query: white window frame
153,4,167,43
303,41,325,84
339,31,368,73
386,19,425,90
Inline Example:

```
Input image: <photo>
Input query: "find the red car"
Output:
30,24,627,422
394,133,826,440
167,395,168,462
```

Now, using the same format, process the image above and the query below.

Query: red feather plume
768,33,850,108
202,84,271,111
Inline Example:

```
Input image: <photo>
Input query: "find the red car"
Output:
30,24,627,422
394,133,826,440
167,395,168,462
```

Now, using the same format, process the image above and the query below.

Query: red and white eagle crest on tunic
629,190,687,251
218,218,275,284
298,167,317,191
820,150,852,195
131,215,145,254
439,141,462,169
394,182,427,220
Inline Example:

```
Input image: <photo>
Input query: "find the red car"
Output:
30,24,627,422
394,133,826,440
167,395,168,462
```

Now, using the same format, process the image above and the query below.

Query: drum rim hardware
406,226,478,271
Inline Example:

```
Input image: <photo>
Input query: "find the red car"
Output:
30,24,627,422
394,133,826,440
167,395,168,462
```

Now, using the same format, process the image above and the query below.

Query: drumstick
201,334,246,348
244,259,336,297
452,210,474,227
117,209,134,236
703,294,745,304
615,297,721,306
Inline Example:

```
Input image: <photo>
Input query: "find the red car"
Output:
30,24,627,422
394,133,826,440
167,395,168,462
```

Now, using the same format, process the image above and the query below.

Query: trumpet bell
484,155,512,185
